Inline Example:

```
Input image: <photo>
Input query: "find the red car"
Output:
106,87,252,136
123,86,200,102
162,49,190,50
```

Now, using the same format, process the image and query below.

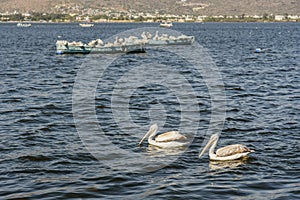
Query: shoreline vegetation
1,13,299,23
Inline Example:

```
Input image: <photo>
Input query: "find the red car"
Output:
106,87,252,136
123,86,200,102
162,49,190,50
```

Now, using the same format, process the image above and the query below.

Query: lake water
0,22,299,199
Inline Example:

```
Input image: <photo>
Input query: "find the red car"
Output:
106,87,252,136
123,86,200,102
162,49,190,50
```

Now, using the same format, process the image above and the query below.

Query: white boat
56,32,195,54
56,40,145,54
79,23,94,27
17,23,31,27
148,31,195,46
148,35,195,46
159,22,173,28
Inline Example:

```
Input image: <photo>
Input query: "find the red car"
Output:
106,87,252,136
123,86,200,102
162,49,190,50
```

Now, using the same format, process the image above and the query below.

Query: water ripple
0,22,299,199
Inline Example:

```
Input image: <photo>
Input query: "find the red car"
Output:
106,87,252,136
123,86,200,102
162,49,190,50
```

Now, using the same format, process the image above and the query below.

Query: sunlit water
0,22,299,199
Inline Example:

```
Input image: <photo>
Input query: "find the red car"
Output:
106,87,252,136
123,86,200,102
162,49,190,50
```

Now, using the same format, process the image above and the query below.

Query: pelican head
199,133,219,158
138,124,158,146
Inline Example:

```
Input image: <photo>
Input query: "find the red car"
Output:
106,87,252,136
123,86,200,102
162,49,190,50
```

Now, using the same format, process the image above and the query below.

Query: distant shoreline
1,20,299,24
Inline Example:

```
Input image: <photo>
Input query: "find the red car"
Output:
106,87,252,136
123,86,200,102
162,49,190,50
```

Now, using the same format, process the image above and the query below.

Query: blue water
0,22,299,199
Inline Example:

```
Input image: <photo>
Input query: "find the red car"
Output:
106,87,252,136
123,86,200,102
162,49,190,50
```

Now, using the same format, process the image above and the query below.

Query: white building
275,15,285,21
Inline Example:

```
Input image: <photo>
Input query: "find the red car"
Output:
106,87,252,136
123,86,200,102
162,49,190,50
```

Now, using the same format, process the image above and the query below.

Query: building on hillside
275,15,285,21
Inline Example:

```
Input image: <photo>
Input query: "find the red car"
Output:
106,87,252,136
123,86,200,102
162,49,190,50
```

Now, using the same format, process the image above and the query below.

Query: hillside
0,0,299,15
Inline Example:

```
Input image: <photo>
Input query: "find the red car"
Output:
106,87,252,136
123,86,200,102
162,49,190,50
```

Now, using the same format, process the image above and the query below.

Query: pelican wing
155,131,187,142
216,144,253,157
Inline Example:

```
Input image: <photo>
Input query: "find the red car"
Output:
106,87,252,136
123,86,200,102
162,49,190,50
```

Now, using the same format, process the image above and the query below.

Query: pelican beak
138,129,153,147
199,137,213,158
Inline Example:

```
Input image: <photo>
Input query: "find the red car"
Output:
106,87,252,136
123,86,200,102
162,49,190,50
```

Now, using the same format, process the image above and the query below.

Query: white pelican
199,134,254,161
138,124,189,148
153,31,159,40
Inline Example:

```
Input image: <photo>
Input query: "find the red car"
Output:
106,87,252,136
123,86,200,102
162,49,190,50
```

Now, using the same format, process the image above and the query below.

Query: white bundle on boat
125,36,138,43
114,37,125,46
56,40,68,45
168,36,177,40
146,32,152,39
104,42,114,47
88,39,104,47
68,41,84,46
177,35,189,39
158,34,169,41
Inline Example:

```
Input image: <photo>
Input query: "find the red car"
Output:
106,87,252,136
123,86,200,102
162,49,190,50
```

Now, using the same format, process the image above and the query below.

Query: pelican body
138,124,189,148
199,134,254,161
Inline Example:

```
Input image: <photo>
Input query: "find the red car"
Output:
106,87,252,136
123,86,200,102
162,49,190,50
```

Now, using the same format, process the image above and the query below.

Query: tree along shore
1,13,299,23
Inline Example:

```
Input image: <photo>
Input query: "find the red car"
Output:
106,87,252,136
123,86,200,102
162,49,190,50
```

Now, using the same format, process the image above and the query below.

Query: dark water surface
0,22,299,199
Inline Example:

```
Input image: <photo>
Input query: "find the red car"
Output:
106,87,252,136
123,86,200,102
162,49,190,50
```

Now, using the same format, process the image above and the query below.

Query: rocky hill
0,0,298,15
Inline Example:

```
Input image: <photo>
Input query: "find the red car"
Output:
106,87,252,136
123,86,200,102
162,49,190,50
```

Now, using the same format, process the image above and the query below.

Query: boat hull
56,42,145,55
